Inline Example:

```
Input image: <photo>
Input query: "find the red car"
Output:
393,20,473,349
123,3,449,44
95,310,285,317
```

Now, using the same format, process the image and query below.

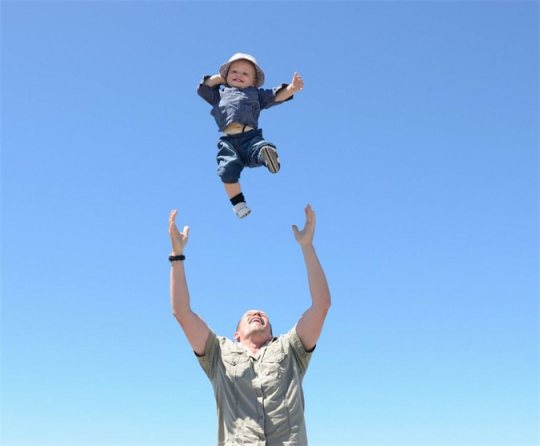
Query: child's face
226,60,257,89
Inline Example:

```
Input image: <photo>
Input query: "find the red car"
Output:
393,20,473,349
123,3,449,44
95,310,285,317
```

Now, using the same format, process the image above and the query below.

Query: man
168,205,331,445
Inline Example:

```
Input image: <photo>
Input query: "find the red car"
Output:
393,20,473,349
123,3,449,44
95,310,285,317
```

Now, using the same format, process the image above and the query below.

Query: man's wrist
169,253,185,262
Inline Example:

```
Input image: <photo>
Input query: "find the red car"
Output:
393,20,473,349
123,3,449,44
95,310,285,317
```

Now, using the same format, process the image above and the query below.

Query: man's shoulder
272,328,300,349
278,327,314,355
211,332,243,353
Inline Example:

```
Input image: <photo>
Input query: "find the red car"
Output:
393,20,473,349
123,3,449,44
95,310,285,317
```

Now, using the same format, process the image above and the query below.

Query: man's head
234,309,273,344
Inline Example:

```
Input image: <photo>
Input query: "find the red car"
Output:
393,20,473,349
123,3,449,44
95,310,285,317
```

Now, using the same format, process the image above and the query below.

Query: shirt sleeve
284,326,315,376
195,328,219,380
196,75,220,105
258,83,294,110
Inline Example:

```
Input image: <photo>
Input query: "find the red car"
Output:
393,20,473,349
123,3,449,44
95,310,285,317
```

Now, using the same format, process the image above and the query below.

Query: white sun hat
219,53,265,88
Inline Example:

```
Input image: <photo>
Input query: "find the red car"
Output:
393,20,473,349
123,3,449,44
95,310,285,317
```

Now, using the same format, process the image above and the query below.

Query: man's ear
233,332,240,341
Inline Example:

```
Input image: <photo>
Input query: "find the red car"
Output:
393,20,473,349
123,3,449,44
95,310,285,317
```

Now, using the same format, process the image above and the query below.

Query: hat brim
219,59,265,88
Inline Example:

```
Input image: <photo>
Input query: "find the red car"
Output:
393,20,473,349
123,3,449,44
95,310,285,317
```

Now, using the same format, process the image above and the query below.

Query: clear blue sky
1,1,538,445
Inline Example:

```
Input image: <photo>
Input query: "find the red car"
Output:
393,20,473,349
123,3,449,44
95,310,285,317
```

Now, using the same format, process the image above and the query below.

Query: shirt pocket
262,345,286,381
261,348,288,398
264,342,286,363
264,349,285,364
222,351,251,381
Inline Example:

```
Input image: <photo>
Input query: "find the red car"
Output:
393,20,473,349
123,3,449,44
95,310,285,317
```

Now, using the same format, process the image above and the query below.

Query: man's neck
239,337,271,356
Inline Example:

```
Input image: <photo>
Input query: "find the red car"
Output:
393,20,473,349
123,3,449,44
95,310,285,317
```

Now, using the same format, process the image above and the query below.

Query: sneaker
260,146,280,174
233,202,251,219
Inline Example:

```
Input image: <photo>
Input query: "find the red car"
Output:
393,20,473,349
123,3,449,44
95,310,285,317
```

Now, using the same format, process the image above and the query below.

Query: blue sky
1,1,538,445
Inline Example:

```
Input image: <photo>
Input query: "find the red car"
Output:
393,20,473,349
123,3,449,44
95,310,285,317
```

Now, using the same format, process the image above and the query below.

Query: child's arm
197,75,225,105
275,72,304,102
204,74,226,87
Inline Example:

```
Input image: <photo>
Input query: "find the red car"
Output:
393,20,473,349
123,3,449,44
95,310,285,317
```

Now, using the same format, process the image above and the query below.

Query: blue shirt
197,76,293,132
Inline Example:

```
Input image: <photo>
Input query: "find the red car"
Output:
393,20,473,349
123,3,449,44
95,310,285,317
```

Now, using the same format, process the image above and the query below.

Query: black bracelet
169,254,185,262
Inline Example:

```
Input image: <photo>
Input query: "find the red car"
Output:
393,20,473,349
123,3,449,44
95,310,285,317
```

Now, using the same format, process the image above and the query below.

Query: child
197,53,303,219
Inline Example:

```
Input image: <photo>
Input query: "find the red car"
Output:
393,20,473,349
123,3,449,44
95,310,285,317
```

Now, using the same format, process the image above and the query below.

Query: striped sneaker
233,202,251,219
260,146,280,174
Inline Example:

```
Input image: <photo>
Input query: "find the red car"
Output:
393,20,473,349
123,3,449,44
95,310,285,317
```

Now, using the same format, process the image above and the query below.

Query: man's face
226,60,257,89
235,309,272,341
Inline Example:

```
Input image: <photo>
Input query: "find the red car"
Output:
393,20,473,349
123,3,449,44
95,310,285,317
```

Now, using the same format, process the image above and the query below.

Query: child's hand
204,74,227,87
290,72,304,92
275,72,304,102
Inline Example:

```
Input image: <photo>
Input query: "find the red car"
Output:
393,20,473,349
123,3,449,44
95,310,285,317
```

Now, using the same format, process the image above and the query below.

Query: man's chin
248,326,268,336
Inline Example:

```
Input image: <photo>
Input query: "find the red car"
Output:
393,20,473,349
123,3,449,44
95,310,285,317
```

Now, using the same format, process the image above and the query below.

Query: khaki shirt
197,327,314,446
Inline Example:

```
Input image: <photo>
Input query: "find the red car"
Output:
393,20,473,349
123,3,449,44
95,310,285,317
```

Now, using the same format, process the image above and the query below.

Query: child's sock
230,193,246,206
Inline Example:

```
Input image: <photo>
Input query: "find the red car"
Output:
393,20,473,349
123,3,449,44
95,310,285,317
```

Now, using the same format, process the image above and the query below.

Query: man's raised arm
169,210,209,356
293,205,331,351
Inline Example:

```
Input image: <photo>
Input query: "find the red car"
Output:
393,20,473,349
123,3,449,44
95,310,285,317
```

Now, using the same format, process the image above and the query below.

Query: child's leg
224,182,242,199
217,139,251,219
259,145,280,174
247,134,280,174
225,183,250,218
224,182,251,217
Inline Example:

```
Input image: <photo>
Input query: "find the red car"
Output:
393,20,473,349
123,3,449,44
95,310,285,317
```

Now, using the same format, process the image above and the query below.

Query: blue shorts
216,128,276,184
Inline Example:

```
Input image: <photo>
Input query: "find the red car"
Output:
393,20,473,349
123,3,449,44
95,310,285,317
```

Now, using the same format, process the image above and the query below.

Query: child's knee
217,164,241,183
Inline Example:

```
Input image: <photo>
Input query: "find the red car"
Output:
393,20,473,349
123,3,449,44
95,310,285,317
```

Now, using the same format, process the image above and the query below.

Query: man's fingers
308,205,315,225
304,205,316,233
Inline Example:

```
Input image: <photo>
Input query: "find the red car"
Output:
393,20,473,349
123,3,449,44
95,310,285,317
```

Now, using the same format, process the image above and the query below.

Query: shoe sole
260,146,280,174
233,204,251,219
237,208,251,219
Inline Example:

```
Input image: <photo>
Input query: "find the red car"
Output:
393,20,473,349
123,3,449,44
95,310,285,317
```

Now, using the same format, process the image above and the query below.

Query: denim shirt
197,327,314,446
197,76,293,132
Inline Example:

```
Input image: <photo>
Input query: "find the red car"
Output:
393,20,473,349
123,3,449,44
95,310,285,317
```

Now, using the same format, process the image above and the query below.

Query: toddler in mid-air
197,53,303,219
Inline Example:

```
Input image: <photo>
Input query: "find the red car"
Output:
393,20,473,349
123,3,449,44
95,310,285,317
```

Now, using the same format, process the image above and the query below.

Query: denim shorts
216,128,275,184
